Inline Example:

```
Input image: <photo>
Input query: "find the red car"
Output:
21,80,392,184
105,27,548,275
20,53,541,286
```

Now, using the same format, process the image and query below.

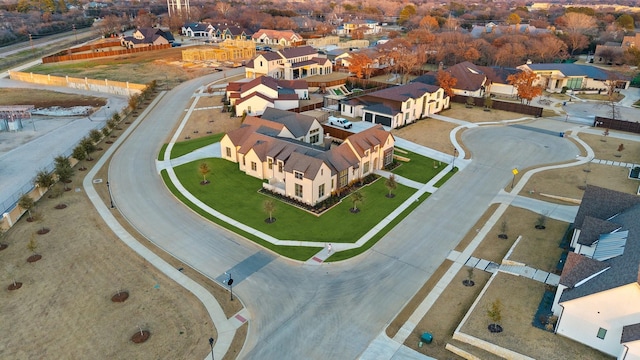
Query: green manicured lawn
161,169,321,261
325,194,428,261
434,167,457,187
392,148,446,183
174,158,416,243
169,133,224,159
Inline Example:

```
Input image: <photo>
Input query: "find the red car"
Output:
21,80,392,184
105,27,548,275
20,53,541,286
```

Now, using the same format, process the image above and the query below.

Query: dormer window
295,171,303,180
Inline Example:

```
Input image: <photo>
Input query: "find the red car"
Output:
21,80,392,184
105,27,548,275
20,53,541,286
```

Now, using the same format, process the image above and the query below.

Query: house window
295,184,303,198
251,162,257,171
597,328,607,340
226,147,231,157
363,161,370,174
295,171,303,180
242,157,245,165
383,149,393,166
260,61,263,67
339,169,348,188
318,184,325,198
268,158,273,169
310,134,319,143
278,162,283,173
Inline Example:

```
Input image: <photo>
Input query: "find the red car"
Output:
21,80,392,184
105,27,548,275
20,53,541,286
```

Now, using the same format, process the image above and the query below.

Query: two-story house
245,46,333,80
226,76,308,116
339,82,449,129
181,22,214,38
220,111,394,206
551,185,640,359
120,28,170,49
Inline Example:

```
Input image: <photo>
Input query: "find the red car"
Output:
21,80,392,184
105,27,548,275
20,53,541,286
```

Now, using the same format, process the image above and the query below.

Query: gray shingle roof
365,83,440,102
577,216,622,246
622,323,640,343
574,185,640,229
279,46,317,59
261,108,316,138
560,194,640,303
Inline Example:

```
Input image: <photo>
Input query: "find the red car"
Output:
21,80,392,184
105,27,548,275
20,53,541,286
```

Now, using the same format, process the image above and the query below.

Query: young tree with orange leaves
507,70,543,105
348,53,373,79
436,70,457,101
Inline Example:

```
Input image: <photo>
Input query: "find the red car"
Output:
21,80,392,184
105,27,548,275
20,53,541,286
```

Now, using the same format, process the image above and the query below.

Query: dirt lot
0,88,106,108
27,47,223,87
0,90,244,359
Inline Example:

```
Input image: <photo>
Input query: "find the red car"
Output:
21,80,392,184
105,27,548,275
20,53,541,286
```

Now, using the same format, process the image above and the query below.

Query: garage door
375,115,392,127
364,113,373,123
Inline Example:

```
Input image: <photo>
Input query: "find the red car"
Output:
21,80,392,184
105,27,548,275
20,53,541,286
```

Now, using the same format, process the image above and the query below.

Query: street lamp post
106,181,115,208
208,337,215,360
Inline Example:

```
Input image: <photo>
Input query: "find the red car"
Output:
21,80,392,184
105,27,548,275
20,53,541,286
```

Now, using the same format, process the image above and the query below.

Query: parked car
171,42,182,47
328,116,352,129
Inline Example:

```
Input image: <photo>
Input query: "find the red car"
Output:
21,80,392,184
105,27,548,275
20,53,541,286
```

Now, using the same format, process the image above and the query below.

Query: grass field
25,47,219,87
174,158,416,243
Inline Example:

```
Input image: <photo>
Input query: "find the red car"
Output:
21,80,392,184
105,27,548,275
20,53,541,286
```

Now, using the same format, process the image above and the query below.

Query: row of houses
220,108,394,207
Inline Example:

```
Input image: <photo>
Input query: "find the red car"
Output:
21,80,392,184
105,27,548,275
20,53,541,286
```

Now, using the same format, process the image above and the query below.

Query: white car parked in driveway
328,116,352,129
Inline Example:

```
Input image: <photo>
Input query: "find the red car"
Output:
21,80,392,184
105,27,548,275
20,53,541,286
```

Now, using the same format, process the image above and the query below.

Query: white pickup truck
328,116,353,129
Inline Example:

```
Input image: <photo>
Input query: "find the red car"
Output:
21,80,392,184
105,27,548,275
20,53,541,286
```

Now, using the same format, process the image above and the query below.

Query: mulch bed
54,204,68,209
111,291,129,303
8,282,22,290
350,208,360,213
0,244,7,251
200,180,210,185
27,254,42,263
131,330,150,343
37,228,50,235
264,218,276,224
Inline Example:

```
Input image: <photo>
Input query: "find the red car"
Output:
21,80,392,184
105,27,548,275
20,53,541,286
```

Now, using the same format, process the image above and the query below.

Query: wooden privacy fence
291,102,324,113
594,116,640,134
454,96,543,117
42,43,171,63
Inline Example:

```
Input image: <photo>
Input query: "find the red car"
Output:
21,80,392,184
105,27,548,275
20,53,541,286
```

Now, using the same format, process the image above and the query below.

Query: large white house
225,76,308,116
220,109,395,206
339,82,449,129
245,46,333,80
551,185,640,359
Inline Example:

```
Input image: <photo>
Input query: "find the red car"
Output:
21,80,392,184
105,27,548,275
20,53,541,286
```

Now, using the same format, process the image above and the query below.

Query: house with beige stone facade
220,109,394,206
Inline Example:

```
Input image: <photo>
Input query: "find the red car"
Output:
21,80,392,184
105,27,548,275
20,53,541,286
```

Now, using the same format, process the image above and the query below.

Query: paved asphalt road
109,72,580,359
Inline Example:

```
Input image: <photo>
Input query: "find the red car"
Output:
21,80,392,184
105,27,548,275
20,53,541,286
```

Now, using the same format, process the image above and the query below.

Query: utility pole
73,24,77,43
28,33,33,52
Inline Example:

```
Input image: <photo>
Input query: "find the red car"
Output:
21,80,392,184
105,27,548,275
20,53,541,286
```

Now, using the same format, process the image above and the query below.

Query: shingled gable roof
577,216,622,246
240,76,278,94
277,79,307,89
235,92,275,106
252,29,300,41
260,108,316,138
365,83,440,103
318,142,360,174
525,63,627,81
560,202,640,303
559,252,610,288
446,61,487,91
622,323,640,343
279,46,317,59
573,185,640,229
259,52,282,61
345,125,393,158
283,151,325,180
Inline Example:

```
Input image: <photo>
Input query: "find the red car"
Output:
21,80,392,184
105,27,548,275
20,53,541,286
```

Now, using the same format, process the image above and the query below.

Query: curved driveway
109,72,580,359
